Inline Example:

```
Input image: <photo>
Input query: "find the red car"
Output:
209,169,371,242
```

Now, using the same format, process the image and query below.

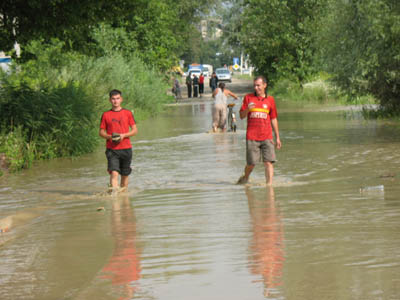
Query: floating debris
360,185,384,194
96,207,105,212
379,173,396,178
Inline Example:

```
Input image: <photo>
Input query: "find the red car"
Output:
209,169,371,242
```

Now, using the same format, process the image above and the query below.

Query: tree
0,0,131,55
318,0,400,111
237,0,323,84
1,0,218,72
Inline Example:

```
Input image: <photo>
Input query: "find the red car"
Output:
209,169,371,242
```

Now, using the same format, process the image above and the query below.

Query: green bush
0,127,35,172
271,77,376,105
62,53,172,120
0,38,174,174
318,0,400,113
302,83,328,103
0,83,98,160
271,79,302,101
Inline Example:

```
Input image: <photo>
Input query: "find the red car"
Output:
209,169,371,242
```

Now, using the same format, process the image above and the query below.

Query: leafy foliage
1,0,218,71
0,127,35,172
0,0,130,54
318,0,400,111
0,82,98,159
238,0,322,84
0,38,172,172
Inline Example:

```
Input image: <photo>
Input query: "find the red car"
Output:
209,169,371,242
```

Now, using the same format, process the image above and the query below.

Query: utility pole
240,50,243,75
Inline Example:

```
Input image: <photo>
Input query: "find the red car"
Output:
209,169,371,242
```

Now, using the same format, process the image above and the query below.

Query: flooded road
1,86,400,299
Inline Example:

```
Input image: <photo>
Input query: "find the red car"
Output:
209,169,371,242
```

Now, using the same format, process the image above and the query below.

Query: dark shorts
105,148,132,176
246,139,276,165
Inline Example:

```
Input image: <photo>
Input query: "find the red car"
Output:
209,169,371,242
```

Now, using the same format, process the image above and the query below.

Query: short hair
109,89,122,98
254,75,268,96
254,75,267,84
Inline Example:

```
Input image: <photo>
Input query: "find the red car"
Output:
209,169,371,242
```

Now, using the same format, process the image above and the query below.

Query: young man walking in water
99,89,138,191
237,76,281,185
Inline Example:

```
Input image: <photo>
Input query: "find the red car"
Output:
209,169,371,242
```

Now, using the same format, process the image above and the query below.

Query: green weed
0,39,174,173
271,77,376,105
0,127,35,172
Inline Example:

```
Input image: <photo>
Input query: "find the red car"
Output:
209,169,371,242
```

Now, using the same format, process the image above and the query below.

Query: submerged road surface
1,77,400,299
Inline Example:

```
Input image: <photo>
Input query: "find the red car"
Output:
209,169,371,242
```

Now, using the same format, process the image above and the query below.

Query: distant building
199,18,223,41
201,20,207,39
215,27,223,39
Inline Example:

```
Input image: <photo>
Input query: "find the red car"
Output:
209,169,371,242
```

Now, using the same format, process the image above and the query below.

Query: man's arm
271,118,281,149
99,128,111,140
239,109,248,119
240,102,254,119
99,123,138,141
226,89,238,100
119,124,138,140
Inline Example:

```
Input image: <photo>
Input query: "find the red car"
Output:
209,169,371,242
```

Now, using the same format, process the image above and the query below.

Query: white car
215,68,232,82
0,56,12,74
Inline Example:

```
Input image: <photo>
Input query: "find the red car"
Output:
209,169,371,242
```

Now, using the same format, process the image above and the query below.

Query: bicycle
227,103,237,132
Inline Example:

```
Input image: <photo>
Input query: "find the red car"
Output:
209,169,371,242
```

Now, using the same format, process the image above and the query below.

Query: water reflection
2,101,400,299
101,195,141,299
191,103,206,114
246,187,285,298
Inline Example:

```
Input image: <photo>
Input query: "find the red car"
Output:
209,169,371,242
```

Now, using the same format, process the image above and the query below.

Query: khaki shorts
246,139,276,165
212,103,227,129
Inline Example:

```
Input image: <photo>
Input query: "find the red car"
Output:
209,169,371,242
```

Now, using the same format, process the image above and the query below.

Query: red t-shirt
199,75,205,84
100,109,136,149
240,93,277,141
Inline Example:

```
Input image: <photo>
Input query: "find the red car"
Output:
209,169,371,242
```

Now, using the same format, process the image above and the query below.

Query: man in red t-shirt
99,90,138,191
237,76,281,185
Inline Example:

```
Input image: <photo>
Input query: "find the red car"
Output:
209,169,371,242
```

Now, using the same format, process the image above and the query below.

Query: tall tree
1,0,218,71
318,0,400,110
238,0,323,84
0,0,130,54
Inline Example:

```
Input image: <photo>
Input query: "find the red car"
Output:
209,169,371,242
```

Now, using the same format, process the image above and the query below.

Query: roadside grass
0,127,35,172
361,105,400,120
234,73,253,80
271,78,376,106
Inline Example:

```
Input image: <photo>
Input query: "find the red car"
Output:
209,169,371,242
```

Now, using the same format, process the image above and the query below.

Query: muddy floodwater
1,97,400,299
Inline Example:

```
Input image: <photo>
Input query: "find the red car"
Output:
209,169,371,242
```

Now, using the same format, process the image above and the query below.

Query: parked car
215,68,232,82
0,56,12,74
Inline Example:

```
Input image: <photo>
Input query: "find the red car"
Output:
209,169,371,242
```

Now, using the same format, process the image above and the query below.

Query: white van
202,66,210,77
189,69,202,79
202,64,213,77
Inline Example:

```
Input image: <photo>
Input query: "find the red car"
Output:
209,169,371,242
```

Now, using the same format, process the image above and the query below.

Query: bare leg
120,175,129,189
110,171,119,188
264,161,274,185
238,164,255,184
244,164,255,179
